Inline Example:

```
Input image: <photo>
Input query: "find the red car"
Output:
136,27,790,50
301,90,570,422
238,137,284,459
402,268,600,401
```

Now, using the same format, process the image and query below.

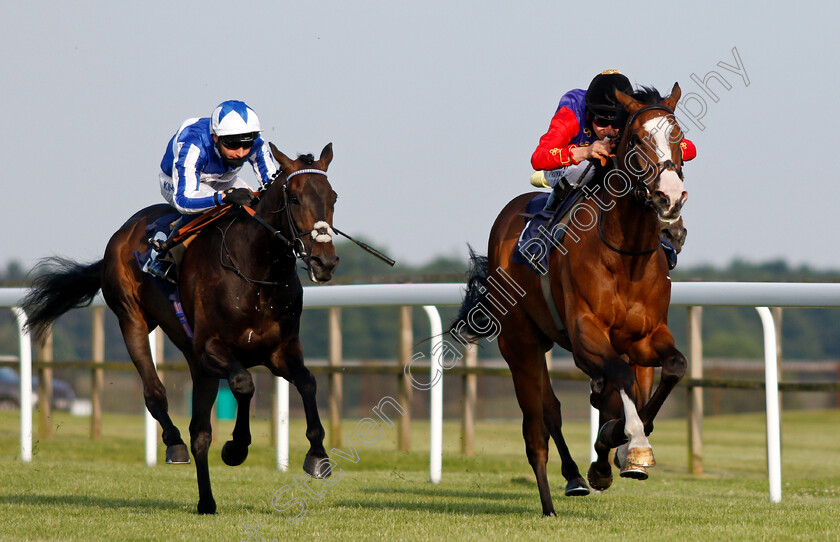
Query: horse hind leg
119,318,189,464
542,377,590,496
500,336,556,516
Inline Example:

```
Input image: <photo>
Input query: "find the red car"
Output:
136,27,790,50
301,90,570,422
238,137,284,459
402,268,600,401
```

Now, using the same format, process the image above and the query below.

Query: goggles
220,137,255,150
592,116,619,129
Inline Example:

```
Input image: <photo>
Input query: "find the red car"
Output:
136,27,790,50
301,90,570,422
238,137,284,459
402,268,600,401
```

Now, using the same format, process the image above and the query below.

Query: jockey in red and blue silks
528,70,697,269
530,71,696,197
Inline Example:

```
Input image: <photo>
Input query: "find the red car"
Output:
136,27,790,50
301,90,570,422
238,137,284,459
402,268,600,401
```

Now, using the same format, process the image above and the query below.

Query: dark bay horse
454,85,688,516
22,143,338,514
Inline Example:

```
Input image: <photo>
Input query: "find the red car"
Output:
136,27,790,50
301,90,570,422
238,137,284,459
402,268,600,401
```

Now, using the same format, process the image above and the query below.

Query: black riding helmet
585,70,632,122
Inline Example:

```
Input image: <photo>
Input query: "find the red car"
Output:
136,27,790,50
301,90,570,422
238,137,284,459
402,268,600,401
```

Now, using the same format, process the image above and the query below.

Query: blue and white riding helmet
210,100,261,145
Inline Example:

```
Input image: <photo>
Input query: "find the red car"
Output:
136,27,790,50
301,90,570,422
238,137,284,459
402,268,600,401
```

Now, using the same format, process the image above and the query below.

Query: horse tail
21,257,104,341
449,247,494,341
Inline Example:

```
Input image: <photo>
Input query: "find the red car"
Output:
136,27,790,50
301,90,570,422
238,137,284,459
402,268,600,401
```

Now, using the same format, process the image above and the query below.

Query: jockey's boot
142,217,185,284
142,231,176,283
543,180,573,215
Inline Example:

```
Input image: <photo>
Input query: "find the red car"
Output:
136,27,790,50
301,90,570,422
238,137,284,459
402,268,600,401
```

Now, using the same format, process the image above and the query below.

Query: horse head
266,142,339,283
615,83,687,224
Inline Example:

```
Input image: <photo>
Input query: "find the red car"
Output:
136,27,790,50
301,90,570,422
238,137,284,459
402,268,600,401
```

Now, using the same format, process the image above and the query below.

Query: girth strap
540,269,567,336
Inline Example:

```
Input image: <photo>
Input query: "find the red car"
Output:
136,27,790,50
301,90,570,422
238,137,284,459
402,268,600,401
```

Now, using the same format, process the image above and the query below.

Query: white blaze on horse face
642,117,686,217
619,389,651,451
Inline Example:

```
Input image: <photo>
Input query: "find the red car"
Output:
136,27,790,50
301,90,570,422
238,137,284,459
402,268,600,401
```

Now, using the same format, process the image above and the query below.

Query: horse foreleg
189,375,219,514
293,365,331,478
203,338,254,467
119,318,189,464
541,372,590,496
588,411,614,491
268,343,330,479
630,327,687,436
572,315,650,483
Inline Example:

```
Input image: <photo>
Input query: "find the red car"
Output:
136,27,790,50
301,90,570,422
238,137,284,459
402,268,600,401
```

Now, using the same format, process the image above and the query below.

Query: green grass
1,409,838,541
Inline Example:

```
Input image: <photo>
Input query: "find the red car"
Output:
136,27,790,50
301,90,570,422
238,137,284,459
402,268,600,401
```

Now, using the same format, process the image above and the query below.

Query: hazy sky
3,1,839,272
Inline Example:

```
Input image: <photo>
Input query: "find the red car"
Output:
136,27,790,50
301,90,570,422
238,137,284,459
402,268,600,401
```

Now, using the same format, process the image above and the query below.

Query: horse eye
289,195,300,205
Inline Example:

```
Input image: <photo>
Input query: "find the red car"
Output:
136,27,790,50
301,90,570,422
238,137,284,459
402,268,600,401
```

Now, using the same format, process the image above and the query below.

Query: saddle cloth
512,189,586,274
132,211,194,339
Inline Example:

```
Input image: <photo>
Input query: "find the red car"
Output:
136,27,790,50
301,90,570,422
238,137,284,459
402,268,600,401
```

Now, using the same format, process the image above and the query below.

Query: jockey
143,100,278,281
529,70,697,269
530,69,696,211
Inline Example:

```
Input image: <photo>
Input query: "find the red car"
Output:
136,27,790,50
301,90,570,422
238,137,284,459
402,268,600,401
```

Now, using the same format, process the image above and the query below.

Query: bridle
597,103,683,256
279,168,332,260
621,104,684,207
220,167,332,285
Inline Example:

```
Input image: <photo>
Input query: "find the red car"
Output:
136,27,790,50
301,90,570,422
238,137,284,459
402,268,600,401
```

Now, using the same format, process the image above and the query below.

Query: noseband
281,168,332,260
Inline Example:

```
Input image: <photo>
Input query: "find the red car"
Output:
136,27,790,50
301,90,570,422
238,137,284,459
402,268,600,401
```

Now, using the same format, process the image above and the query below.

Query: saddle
132,205,237,340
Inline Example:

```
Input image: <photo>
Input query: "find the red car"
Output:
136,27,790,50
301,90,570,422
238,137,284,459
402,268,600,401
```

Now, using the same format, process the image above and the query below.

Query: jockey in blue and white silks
145,100,278,282
159,101,278,214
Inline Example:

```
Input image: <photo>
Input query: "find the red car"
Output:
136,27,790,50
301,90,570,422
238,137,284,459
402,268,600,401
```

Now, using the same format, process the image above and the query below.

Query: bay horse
453,85,688,516
22,143,338,514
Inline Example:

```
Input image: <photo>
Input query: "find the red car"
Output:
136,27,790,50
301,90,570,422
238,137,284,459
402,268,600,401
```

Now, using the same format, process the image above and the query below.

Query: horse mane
615,85,663,127
297,153,315,165
631,86,663,104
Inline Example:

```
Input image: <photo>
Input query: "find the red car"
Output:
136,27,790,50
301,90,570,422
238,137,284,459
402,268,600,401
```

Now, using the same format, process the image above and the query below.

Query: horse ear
663,82,681,110
615,89,643,115
269,142,295,171
318,143,334,169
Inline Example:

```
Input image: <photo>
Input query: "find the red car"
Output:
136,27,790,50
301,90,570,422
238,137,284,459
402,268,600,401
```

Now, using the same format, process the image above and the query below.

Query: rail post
37,328,53,440
145,328,159,466
772,307,783,413
756,307,782,503
91,306,105,441
12,307,32,463
687,306,703,475
461,343,477,455
423,305,443,484
398,306,413,452
328,307,343,448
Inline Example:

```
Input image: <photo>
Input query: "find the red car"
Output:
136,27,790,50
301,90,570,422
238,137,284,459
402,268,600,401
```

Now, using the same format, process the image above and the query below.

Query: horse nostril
310,256,324,269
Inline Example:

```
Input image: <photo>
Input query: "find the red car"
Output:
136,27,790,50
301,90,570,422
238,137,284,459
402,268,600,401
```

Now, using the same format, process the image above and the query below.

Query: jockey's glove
221,188,256,207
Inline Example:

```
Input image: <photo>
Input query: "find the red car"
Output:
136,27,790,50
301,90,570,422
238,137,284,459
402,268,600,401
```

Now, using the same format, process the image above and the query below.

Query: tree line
1,244,839,362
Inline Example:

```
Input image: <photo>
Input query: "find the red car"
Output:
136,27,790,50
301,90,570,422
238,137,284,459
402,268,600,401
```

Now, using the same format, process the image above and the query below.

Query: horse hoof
625,446,656,468
165,443,190,464
197,498,217,515
564,477,591,497
620,465,649,480
221,440,249,466
614,444,654,480
303,453,332,479
587,462,613,491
